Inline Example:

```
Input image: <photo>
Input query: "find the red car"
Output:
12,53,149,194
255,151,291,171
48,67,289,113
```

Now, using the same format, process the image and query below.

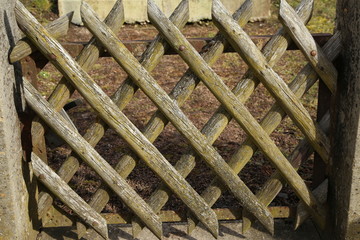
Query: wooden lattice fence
12,0,340,239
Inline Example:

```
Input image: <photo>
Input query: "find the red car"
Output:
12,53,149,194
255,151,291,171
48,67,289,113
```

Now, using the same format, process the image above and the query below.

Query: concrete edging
59,0,271,25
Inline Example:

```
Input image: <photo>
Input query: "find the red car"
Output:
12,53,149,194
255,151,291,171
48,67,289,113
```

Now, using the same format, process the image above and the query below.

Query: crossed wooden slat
79,1,255,238
137,0,318,235
189,30,341,234
14,0,339,238
17,0,270,238
82,0,276,235
148,0,327,229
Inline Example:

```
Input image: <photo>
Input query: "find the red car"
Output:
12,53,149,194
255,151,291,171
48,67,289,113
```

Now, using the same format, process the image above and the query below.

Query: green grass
20,0,55,22
272,0,337,33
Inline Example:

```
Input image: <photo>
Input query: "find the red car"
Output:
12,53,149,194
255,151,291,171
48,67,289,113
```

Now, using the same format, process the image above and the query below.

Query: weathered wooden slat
241,112,330,232
128,0,315,235
10,12,73,63
60,34,332,57
295,179,328,229
213,0,330,164
42,205,293,228
279,0,337,94
19,13,74,168
240,34,340,232
34,0,126,220
130,1,253,236
191,31,341,233
23,79,163,238
75,1,190,238
148,0,324,229
30,152,109,239
17,1,219,237
82,1,274,236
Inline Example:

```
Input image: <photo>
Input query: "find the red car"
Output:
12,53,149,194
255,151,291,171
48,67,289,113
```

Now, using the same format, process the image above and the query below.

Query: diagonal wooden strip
16,1,219,237
75,1,191,237
279,0,337,94
35,0,126,219
10,12,73,63
30,152,109,240
212,0,330,164
23,79,163,238
148,0,324,228
82,1,274,235
242,112,330,232
190,31,341,233
241,33,341,231
130,1,254,236
129,0,315,235
188,31,340,234
295,179,328,229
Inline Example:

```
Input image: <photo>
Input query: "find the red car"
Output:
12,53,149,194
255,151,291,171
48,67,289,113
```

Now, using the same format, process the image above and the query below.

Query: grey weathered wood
75,1,190,237
23,79,163,238
279,0,337,94
10,12,73,63
35,0,126,220
74,0,191,237
82,1,274,235
187,29,341,234
30,152,109,239
239,33,340,232
148,0,324,227
191,0,330,232
241,112,330,232
329,0,360,238
212,0,330,164
128,0,315,235
295,179,328,229
16,1,218,237
130,0,254,236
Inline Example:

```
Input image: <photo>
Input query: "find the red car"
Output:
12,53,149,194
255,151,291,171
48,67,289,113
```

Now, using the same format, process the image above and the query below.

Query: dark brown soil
41,19,318,215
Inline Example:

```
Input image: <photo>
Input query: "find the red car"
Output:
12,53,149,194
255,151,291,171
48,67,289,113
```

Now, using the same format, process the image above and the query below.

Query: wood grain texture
10,12,73,63
242,113,330,232
131,1,254,236
17,1,218,237
212,0,330,163
16,1,164,237
34,0,125,220
31,152,109,239
279,0,337,94
23,79,162,238
125,0,314,234
66,0,192,237
75,1,190,237
295,179,328,229
148,0,324,230
240,32,341,231
190,29,340,235
82,1,274,235
329,0,360,238
187,0,317,232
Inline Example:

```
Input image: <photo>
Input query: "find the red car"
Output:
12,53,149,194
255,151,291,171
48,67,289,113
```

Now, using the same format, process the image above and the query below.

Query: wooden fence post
329,0,360,239
0,1,37,239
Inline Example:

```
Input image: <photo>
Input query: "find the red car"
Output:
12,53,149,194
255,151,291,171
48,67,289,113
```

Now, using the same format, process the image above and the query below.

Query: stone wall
0,1,34,239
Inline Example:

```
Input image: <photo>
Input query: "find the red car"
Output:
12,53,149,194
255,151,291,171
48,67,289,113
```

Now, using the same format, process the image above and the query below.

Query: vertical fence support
329,0,360,239
313,80,331,188
0,1,36,239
